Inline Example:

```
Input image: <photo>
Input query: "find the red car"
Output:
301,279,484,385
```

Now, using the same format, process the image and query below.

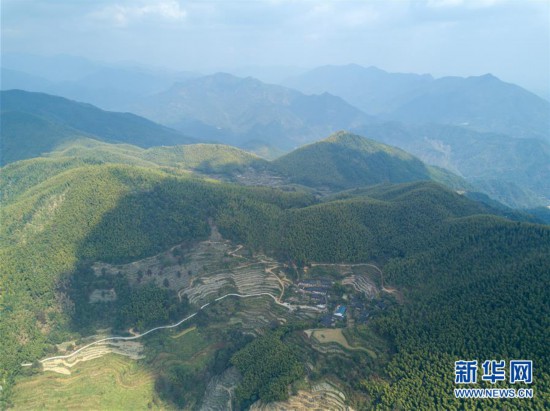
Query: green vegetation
231,331,304,407
0,161,311,405
362,217,550,409
274,131,467,190
43,138,271,176
142,144,269,174
0,89,194,164
68,266,190,333
0,111,91,165
153,327,251,408
11,354,168,410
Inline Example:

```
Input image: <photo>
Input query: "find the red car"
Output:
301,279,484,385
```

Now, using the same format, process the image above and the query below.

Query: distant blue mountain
285,64,550,142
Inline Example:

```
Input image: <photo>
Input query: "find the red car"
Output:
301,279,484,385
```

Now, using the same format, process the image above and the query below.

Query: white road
24,292,291,366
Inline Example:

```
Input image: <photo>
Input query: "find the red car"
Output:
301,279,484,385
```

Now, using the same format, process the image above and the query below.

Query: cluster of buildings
296,279,333,307
290,276,385,329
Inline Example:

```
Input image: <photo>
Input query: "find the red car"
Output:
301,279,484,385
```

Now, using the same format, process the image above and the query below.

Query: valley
14,224,393,410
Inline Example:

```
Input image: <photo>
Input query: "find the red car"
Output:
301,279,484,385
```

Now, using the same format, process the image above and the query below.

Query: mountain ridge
131,72,375,149
0,90,196,165
285,64,550,141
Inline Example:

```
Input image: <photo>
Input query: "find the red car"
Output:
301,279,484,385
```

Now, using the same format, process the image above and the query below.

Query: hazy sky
2,0,549,94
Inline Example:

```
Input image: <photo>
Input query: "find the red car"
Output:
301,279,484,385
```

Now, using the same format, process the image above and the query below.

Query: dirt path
264,263,285,301
31,252,387,368
309,328,375,357
311,262,398,294
227,244,245,258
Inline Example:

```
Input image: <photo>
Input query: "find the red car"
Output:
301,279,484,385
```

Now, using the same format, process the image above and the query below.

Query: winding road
24,292,291,366
28,259,389,367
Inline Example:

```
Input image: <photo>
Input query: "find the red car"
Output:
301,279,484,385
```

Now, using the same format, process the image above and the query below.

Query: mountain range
2,56,549,209
353,122,550,208
3,84,548,208
130,72,374,150
1,53,198,110
285,64,550,142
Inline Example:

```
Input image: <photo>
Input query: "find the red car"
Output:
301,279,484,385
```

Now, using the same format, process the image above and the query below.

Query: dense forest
68,265,190,334
231,330,304,407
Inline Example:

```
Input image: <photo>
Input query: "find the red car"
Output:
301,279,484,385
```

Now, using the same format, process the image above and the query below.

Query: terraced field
92,226,284,311
92,224,225,288
12,355,168,410
182,262,282,305
14,225,386,409
341,274,377,297
309,329,374,357
41,340,144,375
250,381,353,411
199,367,241,411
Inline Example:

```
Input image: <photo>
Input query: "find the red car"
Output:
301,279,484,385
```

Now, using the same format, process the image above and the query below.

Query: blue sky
2,0,549,95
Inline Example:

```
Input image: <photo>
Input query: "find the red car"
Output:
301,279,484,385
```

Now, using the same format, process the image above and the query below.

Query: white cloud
91,0,186,27
425,0,464,7
425,0,506,8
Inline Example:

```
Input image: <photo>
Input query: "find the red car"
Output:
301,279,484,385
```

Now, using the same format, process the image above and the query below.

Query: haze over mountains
0,90,195,165
130,72,373,150
2,52,550,410
3,127,549,408
1,53,197,111
2,55,549,210
286,64,550,142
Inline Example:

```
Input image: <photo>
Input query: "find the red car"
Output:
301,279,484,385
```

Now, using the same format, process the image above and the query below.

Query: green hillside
0,111,92,164
274,131,467,190
1,137,549,409
0,162,313,404
0,90,195,165
0,139,272,203
46,138,269,174
12,132,468,194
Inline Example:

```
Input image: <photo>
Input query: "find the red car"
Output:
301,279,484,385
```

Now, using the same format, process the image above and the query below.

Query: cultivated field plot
250,381,353,411
41,340,144,375
309,264,381,297
91,235,232,294
181,261,282,305
12,354,167,410
91,226,284,309
308,328,374,357
19,224,386,409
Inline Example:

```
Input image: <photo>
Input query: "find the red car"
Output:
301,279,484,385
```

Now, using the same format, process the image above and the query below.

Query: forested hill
0,90,195,165
2,131,471,197
274,131,467,190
